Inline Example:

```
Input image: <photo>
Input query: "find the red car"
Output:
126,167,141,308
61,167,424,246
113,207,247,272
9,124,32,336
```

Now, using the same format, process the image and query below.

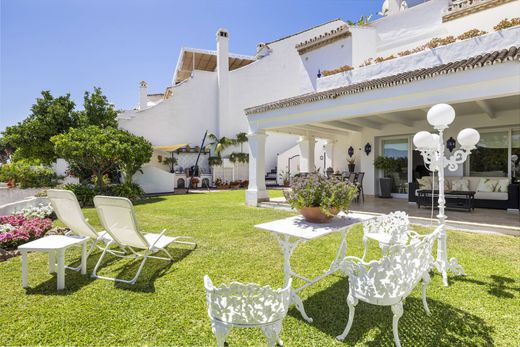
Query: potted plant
347,157,356,173
284,173,358,223
190,177,200,188
373,156,398,198
163,157,177,173
279,170,290,187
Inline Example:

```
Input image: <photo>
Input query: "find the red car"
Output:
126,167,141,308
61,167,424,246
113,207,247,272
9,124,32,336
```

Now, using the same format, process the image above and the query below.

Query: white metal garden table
18,235,89,290
255,212,374,322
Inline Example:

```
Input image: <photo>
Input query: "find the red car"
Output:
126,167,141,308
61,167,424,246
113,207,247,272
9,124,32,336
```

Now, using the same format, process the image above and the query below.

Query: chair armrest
149,229,167,249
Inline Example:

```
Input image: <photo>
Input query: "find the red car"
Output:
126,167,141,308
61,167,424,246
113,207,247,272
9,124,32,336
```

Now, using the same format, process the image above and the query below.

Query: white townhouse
119,0,520,211
244,0,520,209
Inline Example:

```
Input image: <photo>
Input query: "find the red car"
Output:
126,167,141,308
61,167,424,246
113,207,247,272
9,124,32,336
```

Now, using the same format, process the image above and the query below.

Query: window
469,131,508,177
512,130,520,179
382,139,409,193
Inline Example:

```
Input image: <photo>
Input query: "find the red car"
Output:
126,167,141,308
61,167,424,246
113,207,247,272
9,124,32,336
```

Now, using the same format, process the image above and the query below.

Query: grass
1,190,519,346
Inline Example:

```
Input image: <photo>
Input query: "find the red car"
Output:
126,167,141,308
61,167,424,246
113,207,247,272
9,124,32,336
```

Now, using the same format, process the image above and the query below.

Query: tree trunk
96,171,104,191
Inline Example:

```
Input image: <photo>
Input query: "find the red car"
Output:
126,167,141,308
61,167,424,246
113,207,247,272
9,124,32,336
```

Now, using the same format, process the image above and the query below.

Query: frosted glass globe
431,134,440,148
457,128,480,147
413,131,434,149
427,104,455,127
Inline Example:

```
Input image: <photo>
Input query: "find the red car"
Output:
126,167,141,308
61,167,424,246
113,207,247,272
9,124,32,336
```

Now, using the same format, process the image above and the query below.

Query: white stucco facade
117,0,520,199
244,0,520,205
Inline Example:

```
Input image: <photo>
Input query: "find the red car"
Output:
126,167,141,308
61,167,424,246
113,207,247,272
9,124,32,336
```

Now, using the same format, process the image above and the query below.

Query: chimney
388,0,401,15
216,28,229,136
139,80,148,110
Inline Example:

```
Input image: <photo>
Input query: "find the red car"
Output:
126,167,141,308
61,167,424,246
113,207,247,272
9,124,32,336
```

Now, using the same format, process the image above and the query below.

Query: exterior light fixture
317,70,322,78
413,103,480,287
348,146,354,157
446,137,456,152
364,143,372,156
426,103,456,130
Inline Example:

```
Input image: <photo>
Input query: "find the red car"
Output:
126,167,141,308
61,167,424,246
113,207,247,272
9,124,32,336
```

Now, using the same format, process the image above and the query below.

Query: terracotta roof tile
245,46,520,115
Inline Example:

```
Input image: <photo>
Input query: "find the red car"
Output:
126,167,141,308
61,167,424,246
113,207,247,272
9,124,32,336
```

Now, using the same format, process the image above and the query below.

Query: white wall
119,70,218,146
132,165,175,194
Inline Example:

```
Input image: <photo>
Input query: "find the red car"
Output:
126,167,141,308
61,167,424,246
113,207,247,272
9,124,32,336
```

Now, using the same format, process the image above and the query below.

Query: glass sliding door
470,131,508,177
512,130,520,180
382,138,409,194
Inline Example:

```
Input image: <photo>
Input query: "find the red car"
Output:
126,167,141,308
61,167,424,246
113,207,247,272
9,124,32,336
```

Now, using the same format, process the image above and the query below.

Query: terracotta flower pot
299,207,339,223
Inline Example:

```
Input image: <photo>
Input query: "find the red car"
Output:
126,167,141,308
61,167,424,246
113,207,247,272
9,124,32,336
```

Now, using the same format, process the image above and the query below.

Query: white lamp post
413,103,480,286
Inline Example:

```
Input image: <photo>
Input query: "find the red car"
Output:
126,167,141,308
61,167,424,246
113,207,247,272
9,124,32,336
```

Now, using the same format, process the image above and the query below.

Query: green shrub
63,183,99,207
0,162,58,188
109,183,144,202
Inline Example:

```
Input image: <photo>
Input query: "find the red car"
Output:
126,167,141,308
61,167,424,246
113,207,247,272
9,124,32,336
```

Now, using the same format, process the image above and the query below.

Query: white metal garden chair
92,196,196,285
47,189,125,271
204,275,292,347
337,226,440,347
362,211,418,260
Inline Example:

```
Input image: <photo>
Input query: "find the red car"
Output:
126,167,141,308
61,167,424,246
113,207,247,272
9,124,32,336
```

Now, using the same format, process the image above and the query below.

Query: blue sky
0,0,381,131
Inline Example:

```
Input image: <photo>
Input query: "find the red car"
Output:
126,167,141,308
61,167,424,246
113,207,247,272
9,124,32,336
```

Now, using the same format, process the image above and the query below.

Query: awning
154,144,188,152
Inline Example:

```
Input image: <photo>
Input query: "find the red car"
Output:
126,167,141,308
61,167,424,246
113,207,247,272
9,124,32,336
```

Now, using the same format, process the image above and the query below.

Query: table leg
48,251,56,273
57,249,65,290
81,242,87,275
276,235,313,323
330,230,348,273
21,251,28,288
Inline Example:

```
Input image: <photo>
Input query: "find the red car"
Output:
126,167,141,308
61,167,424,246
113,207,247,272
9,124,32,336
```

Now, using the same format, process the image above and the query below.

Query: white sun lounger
47,189,124,271
92,195,196,285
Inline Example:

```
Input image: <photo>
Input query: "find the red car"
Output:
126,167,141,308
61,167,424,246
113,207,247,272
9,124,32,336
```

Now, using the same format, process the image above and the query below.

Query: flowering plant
14,203,54,219
284,173,358,216
0,214,52,249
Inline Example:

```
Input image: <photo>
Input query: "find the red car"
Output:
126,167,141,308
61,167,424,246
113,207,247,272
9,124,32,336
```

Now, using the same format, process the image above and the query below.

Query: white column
246,131,269,206
298,136,316,173
325,141,335,170
139,81,148,110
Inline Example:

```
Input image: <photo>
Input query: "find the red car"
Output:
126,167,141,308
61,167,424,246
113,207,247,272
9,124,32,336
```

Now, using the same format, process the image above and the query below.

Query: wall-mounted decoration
364,142,372,156
446,137,456,152
157,155,163,163
317,70,322,78
348,146,354,158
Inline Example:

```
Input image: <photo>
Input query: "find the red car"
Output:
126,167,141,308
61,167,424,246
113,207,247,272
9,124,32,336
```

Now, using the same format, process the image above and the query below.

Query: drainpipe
216,28,229,137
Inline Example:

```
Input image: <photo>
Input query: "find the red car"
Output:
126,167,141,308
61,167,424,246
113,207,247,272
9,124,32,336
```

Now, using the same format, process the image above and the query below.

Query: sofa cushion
452,179,470,191
495,178,510,193
474,191,508,201
417,177,432,190
476,178,498,192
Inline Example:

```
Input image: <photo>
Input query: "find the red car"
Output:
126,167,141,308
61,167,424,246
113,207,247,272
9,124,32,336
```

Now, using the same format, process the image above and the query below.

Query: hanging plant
209,156,223,166
229,152,249,163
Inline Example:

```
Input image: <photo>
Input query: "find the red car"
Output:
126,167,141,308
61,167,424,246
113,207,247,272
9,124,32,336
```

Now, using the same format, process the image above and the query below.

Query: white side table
18,235,89,290
255,212,374,322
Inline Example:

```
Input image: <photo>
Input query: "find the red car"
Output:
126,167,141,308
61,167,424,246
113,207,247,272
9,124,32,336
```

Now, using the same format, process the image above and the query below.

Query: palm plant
208,133,234,157
235,132,248,153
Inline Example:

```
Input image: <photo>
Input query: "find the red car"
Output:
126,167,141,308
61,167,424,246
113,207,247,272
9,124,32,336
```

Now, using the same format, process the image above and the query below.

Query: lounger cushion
144,233,177,250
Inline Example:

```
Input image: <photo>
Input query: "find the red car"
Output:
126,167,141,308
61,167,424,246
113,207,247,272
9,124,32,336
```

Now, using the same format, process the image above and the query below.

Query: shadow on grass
24,251,119,295
452,275,519,299
290,277,494,346
136,196,168,205
113,247,194,293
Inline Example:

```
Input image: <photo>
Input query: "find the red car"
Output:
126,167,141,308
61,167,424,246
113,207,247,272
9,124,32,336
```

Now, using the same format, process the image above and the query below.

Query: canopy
154,144,188,152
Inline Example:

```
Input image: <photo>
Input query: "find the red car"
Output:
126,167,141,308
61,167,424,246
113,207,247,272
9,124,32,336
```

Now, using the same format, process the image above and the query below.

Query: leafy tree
0,138,15,164
52,126,123,190
52,126,152,189
77,87,118,128
117,130,153,183
2,87,118,164
2,91,77,164
208,133,234,157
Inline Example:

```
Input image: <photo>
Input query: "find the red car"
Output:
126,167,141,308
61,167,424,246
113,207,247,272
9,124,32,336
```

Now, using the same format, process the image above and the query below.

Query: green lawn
1,190,518,346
